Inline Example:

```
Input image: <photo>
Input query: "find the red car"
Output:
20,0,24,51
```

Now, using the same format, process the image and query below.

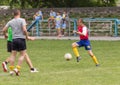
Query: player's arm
22,25,28,38
22,25,35,40
2,22,9,39
73,30,83,36
22,19,35,40
73,27,87,36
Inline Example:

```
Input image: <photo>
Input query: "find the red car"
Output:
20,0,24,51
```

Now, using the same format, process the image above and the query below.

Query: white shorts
55,24,61,29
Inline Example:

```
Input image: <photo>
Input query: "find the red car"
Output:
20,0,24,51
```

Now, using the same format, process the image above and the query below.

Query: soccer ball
64,53,72,61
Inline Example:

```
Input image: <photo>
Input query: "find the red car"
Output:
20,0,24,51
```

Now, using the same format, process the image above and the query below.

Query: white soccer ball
64,53,72,60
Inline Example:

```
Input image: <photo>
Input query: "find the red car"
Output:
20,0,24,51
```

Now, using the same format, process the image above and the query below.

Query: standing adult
2,27,38,73
3,9,34,76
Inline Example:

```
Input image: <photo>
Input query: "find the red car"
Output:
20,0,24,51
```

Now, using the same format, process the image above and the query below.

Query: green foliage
0,39,120,85
0,0,117,9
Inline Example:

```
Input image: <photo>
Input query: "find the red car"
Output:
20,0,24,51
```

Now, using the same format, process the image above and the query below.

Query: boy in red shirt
72,19,99,66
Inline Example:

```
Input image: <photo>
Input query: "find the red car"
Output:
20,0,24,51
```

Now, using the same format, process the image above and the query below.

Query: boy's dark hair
14,9,20,16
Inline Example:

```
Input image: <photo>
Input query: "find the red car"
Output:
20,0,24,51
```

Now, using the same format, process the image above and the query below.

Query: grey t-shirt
5,18,27,39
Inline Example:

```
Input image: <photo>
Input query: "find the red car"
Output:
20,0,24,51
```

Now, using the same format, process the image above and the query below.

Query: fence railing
83,18,120,36
27,18,76,36
27,18,120,37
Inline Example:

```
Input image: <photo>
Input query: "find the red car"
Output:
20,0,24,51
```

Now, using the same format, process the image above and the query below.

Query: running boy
72,19,99,66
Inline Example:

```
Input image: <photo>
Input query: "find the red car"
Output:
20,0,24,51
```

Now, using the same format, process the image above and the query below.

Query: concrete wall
1,7,120,36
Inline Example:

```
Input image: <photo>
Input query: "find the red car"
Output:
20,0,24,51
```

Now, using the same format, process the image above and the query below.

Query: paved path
1,36,120,41
35,36,120,41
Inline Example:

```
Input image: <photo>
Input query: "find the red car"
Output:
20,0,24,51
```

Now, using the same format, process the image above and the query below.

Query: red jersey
77,25,89,40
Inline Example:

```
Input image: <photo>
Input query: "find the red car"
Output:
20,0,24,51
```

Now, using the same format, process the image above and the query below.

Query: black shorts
12,38,26,51
7,41,12,52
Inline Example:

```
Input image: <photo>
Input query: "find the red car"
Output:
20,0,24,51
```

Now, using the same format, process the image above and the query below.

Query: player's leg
48,18,54,28
87,50,99,66
12,38,26,76
52,18,55,29
48,18,50,28
2,41,12,72
56,24,61,37
8,39,18,74
24,53,38,72
4,57,10,64
2,57,10,72
13,50,25,76
57,28,61,37
24,53,33,69
84,40,99,66
62,29,65,36
9,51,17,75
17,50,26,67
61,25,65,36
61,23,66,36
72,42,81,62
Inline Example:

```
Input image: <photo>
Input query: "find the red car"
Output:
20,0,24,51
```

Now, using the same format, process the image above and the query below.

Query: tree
97,0,116,6
9,0,20,8
0,0,118,9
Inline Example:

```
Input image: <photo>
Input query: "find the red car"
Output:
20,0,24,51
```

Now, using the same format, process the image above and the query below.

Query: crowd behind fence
1,8,120,37
27,18,120,37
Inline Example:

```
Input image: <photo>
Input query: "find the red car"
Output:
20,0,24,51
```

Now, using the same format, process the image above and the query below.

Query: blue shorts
76,40,91,50
62,24,66,29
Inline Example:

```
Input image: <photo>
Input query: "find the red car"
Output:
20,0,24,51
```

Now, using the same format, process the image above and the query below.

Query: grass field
0,39,120,85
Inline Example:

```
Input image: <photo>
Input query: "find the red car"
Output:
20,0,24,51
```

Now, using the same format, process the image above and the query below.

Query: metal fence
27,18,76,36
27,18,120,37
83,18,120,36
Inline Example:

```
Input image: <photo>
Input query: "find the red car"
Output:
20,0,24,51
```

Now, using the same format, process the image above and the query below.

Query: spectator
61,11,67,36
48,9,56,29
33,10,43,20
55,12,62,37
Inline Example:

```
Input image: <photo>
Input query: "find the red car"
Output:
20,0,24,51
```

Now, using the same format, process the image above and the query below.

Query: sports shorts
12,38,26,51
7,41,12,52
76,40,91,50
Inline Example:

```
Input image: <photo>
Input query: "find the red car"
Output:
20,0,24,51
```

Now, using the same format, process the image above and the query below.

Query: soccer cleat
30,68,39,73
2,62,8,72
13,68,20,76
76,57,81,62
96,64,100,67
10,71,14,76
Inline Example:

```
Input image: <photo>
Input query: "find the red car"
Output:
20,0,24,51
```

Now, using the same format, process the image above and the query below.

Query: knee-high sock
72,47,80,57
16,65,21,71
9,66,14,71
91,56,99,64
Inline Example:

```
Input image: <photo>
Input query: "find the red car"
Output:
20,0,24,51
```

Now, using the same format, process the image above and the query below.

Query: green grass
0,39,120,85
